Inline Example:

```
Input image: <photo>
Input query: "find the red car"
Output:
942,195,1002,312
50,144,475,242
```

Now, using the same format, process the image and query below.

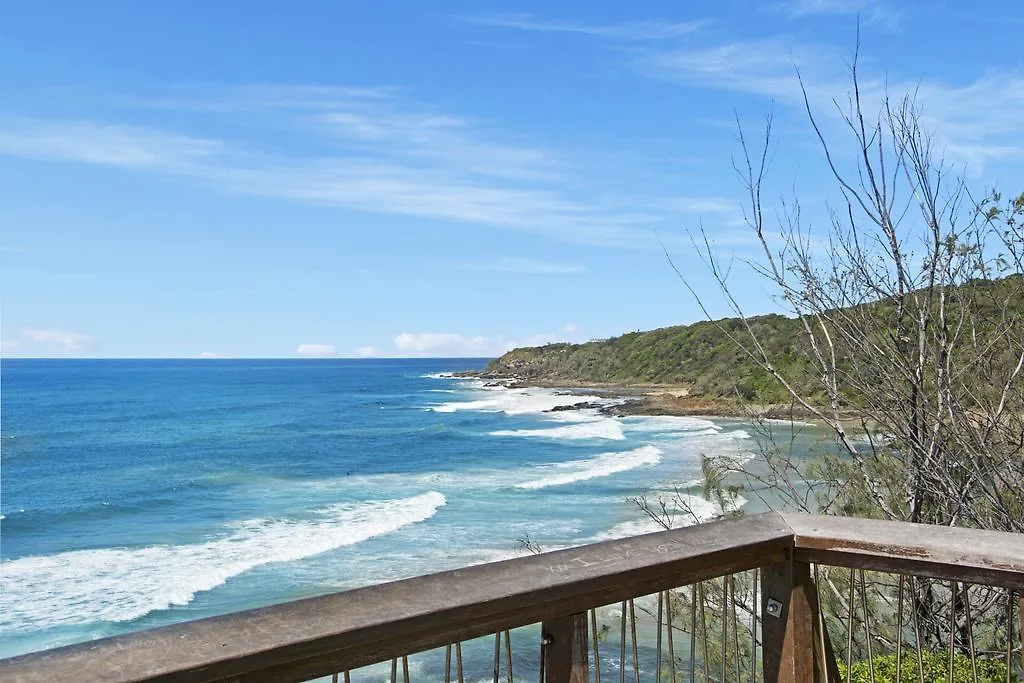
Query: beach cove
0,358,825,661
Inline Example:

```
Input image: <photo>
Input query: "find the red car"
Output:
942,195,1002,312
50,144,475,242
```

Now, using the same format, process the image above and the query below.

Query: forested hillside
482,275,1024,404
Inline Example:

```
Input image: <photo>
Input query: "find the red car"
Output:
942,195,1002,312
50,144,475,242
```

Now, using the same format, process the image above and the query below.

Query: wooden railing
1,512,1021,683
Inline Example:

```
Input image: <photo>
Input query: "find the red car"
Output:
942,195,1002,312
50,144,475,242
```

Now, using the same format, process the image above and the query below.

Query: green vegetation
840,650,1016,683
486,314,808,401
485,274,1024,406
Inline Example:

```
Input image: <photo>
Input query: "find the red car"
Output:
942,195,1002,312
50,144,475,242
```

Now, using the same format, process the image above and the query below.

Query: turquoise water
0,359,759,660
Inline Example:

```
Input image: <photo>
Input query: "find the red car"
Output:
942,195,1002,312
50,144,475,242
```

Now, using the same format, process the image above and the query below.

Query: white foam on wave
0,492,446,632
589,517,670,542
431,387,607,415
621,415,719,433
590,491,749,542
515,445,662,489
490,418,625,441
420,372,455,379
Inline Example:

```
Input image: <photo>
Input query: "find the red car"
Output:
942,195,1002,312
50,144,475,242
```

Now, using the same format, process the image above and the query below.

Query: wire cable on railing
666,587,676,683
815,564,831,683
689,586,697,682
846,568,856,683
629,600,640,683
538,633,551,683
731,575,741,683
963,582,979,683
753,573,761,683
655,592,663,683
910,576,925,683
721,577,729,683
504,630,514,683
494,632,502,683
1004,590,1013,683
619,601,627,683
859,570,875,683
699,582,710,683
895,573,905,683
949,580,957,683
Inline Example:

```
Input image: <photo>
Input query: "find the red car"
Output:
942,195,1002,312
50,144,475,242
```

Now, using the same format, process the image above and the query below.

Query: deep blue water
0,358,758,661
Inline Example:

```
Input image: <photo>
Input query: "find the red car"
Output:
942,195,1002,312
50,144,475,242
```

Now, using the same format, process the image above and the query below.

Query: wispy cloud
3,328,97,356
0,88,664,248
462,13,705,41
641,37,1024,172
644,37,814,100
393,332,495,357
391,327,583,357
457,257,586,274
0,119,222,169
779,0,901,29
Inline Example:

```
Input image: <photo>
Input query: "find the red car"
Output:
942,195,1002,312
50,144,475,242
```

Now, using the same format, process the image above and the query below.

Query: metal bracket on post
539,613,589,683
761,561,840,683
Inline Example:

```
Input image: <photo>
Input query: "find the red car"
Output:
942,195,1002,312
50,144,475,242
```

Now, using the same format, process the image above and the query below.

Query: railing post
761,559,839,683
542,612,590,683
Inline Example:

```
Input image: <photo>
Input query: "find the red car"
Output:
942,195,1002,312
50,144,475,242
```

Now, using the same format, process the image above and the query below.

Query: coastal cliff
472,274,1024,417
479,314,808,403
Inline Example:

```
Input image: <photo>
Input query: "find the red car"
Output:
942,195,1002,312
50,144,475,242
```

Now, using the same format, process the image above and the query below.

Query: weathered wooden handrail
783,512,1024,590
1,512,1021,683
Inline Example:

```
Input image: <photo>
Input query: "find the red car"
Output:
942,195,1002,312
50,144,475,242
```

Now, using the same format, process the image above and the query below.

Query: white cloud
0,88,664,248
391,326,587,358
0,119,221,170
458,257,586,274
394,333,495,357
641,36,1024,172
646,37,814,101
562,323,579,334
780,0,901,28
197,351,225,358
296,343,337,357
4,328,97,356
353,345,385,357
463,13,706,40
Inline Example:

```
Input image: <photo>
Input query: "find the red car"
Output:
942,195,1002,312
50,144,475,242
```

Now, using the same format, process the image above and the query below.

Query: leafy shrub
840,650,1017,683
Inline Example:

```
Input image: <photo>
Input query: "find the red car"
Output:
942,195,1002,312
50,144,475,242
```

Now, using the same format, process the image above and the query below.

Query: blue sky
1,0,1022,358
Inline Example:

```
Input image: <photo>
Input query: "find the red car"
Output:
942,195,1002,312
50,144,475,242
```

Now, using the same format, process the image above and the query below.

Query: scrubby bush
840,650,1017,683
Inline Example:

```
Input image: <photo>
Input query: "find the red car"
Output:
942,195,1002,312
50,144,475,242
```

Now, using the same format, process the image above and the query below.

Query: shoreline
454,371,830,421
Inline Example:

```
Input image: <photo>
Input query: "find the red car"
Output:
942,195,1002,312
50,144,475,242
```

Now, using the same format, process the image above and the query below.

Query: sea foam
431,387,607,415
490,417,625,440
620,415,719,434
590,491,748,542
0,491,446,632
515,445,662,489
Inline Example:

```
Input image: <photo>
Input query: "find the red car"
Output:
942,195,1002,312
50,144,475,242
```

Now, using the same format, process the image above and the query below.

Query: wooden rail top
783,512,1024,590
1,512,1022,683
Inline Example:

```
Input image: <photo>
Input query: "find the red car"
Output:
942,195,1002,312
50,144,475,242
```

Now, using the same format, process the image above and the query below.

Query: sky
1,1,1022,358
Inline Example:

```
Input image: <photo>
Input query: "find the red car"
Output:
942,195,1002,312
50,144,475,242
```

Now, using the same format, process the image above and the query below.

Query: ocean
0,358,766,666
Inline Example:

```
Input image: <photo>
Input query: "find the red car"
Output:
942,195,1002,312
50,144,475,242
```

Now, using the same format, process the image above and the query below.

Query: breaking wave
0,492,446,632
515,445,662,489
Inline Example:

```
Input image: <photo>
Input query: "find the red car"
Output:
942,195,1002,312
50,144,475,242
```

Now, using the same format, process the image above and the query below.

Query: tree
654,45,1024,657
